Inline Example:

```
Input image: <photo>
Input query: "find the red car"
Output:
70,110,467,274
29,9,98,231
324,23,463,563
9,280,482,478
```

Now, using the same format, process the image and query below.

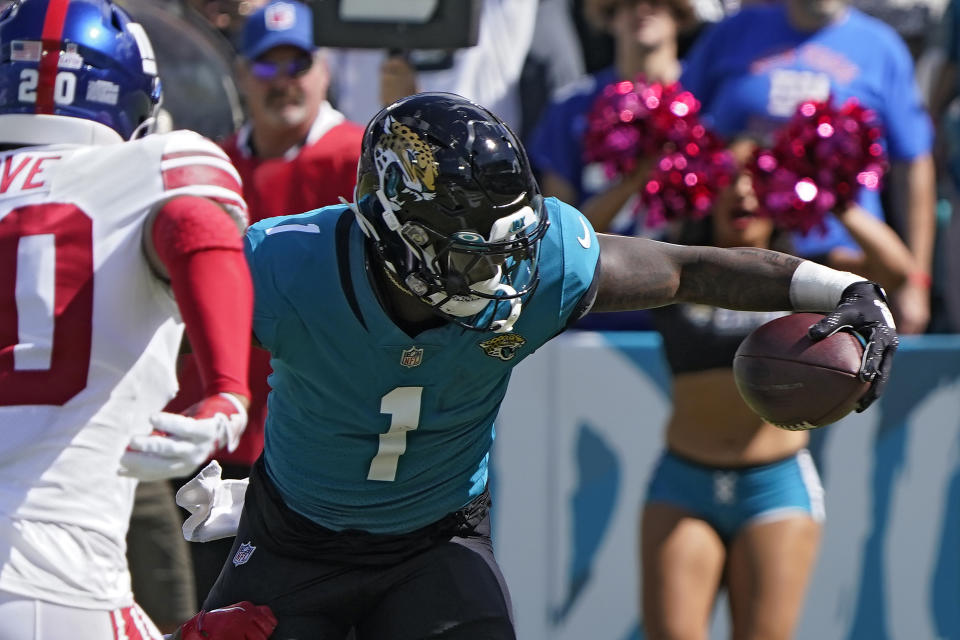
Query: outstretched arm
590,233,898,410
592,234,801,312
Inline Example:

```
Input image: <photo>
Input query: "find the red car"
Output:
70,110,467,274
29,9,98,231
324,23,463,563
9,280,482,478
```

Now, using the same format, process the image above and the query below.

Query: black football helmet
352,92,549,333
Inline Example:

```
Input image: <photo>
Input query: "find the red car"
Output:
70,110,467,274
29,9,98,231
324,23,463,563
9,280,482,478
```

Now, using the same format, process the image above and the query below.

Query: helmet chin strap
433,267,523,333
489,283,522,333
130,114,158,140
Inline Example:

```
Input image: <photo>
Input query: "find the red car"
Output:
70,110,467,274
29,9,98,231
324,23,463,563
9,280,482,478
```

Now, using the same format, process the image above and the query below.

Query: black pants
202,459,515,640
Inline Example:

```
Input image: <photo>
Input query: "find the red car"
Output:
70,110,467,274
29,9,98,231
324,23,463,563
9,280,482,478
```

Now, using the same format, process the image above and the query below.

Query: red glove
179,601,276,640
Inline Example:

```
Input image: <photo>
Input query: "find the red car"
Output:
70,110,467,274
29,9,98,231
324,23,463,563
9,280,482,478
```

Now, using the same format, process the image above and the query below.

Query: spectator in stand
679,0,938,334
529,0,699,235
527,0,700,330
327,0,538,132
225,0,364,221
163,0,365,607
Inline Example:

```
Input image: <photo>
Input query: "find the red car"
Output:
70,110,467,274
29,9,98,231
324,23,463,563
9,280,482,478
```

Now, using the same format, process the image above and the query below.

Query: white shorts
0,594,163,640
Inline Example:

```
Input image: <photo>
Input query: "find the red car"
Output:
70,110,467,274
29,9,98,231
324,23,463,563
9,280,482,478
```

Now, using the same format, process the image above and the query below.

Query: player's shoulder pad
244,206,346,320
155,129,248,227
540,197,600,293
245,205,345,253
545,197,599,256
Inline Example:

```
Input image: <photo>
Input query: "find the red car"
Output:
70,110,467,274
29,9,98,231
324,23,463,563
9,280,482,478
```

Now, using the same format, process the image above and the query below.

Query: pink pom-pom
747,98,888,234
582,75,735,225
641,129,736,226
582,76,702,179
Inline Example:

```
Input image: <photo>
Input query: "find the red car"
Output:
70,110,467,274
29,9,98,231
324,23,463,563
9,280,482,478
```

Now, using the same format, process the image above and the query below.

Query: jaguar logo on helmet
373,115,439,208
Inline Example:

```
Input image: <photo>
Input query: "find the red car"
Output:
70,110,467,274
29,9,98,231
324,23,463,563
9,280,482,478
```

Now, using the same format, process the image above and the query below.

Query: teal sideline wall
492,332,960,640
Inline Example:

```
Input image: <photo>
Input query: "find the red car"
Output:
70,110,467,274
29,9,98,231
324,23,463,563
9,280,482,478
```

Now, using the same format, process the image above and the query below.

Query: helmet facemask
395,200,547,332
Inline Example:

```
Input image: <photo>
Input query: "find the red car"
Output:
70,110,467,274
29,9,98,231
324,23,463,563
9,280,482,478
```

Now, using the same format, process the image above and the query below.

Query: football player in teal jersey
193,92,897,639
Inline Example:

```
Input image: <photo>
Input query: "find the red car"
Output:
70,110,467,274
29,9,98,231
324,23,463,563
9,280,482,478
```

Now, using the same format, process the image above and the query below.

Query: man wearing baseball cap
168,0,365,605
241,0,313,59
235,0,331,158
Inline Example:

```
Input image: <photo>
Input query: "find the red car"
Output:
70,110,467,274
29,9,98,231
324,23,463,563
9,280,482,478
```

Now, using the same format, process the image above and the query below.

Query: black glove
808,281,899,412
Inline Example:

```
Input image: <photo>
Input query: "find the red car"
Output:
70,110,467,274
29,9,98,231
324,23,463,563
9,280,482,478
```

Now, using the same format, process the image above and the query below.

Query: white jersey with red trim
0,119,246,610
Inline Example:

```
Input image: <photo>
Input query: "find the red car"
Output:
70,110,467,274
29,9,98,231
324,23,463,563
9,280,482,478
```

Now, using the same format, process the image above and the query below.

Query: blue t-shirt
244,198,599,534
527,68,619,213
527,67,657,330
681,5,933,255
527,66,662,239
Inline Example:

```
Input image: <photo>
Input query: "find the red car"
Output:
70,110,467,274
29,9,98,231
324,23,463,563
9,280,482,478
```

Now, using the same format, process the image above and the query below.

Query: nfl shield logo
400,346,424,368
265,3,295,30
233,541,256,567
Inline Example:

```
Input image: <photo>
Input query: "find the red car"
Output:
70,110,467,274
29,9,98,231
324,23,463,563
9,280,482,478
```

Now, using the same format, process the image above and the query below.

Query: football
733,312,871,430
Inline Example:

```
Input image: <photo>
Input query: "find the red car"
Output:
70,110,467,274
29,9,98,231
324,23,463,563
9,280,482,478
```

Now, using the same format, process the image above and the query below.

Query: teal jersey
244,197,599,533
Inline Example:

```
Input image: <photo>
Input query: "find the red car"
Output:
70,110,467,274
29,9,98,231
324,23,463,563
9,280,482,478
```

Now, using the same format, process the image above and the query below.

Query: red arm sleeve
151,196,252,400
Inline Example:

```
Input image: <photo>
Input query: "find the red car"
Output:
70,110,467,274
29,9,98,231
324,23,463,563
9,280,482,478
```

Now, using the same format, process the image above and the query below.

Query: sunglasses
250,56,314,80
601,0,667,20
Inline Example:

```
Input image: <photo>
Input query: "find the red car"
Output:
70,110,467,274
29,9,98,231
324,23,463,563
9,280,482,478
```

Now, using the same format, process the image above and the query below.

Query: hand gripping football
733,312,871,430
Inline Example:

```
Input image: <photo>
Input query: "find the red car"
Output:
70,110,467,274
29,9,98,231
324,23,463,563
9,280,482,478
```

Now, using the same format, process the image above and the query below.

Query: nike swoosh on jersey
577,217,591,249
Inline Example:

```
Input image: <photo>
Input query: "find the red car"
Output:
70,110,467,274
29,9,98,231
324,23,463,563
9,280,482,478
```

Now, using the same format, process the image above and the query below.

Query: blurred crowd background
63,0,957,336
5,0,951,633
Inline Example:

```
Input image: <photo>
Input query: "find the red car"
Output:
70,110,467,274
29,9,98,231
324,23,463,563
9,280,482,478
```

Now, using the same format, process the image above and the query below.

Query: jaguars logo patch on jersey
478,333,527,361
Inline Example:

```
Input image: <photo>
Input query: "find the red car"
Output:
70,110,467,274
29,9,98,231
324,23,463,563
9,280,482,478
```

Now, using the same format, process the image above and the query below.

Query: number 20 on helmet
0,0,161,140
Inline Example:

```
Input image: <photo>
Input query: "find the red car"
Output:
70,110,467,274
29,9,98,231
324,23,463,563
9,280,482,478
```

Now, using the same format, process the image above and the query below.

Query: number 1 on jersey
367,386,422,482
